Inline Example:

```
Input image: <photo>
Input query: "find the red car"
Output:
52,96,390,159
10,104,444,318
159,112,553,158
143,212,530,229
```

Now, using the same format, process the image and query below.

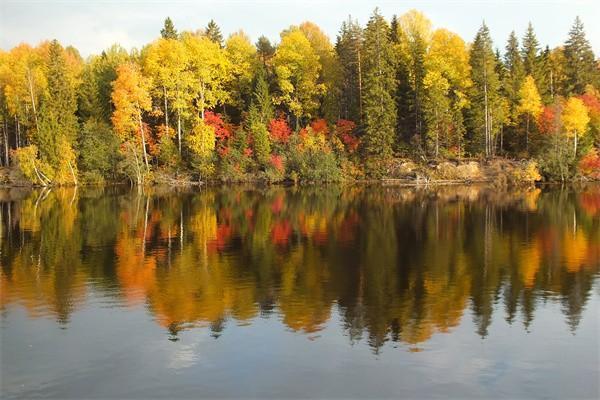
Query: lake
1,184,599,399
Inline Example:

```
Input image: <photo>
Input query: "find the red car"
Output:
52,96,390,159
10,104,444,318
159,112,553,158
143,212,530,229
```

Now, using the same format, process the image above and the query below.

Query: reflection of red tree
580,191,600,216
338,212,359,243
271,195,285,214
272,220,292,245
209,224,233,252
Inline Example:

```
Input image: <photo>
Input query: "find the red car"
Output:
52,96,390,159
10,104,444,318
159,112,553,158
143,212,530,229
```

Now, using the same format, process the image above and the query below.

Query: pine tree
253,67,273,124
564,16,597,95
36,40,79,182
502,31,525,148
362,8,397,173
255,36,275,67
399,10,431,142
521,22,547,101
161,17,178,39
335,16,363,123
205,19,224,47
468,23,502,157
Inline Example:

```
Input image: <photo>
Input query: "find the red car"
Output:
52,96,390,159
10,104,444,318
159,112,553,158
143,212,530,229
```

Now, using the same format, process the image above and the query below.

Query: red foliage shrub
579,92,600,118
335,119,360,153
268,117,292,143
310,119,329,135
270,154,284,172
537,106,559,135
579,149,600,179
205,111,233,141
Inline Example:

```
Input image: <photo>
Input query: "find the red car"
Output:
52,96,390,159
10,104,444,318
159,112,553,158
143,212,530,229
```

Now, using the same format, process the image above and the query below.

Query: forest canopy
1,10,599,184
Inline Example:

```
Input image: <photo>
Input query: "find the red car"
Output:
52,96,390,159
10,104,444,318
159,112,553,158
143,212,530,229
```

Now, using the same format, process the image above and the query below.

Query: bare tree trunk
357,48,363,124
483,63,489,158
137,109,149,172
526,114,530,154
27,69,39,133
15,116,20,149
177,110,182,154
200,83,205,120
2,119,8,167
68,160,77,185
163,85,169,128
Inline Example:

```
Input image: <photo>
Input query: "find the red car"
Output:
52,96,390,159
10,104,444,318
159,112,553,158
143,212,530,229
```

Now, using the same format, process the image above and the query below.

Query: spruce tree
468,23,502,157
255,36,275,67
362,9,397,173
564,16,597,94
521,22,547,100
160,17,178,39
503,31,524,128
36,40,79,181
253,67,273,124
205,19,224,47
335,16,363,123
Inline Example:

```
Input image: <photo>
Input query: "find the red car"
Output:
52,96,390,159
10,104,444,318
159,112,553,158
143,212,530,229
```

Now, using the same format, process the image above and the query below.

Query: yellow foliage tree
187,119,216,179
142,37,190,153
273,28,324,129
517,75,543,153
562,96,590,154
182,33,230,120
111,62,152,182
224,30,257,111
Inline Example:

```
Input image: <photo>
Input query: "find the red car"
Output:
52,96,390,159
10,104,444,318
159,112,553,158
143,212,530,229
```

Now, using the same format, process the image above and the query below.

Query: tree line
0,9,599,184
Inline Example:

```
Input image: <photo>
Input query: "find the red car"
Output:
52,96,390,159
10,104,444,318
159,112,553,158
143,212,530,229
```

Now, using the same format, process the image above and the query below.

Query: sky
1,0,599,58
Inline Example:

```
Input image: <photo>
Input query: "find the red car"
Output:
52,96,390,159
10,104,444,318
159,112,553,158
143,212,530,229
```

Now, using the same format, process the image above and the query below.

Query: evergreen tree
253,67,273,124
564,16,597,94
335,16,363,123
521,22,547,100
255,35,275,67
247,103,270,167
390,15,399,43
160,17,178,39
362,9,397,173
468,23,502,157
502,31,525,149
399,10,431,142
205,19,224,47
36,40,79,182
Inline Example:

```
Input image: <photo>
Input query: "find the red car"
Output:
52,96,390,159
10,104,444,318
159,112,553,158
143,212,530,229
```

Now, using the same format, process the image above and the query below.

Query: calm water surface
1,184,599,399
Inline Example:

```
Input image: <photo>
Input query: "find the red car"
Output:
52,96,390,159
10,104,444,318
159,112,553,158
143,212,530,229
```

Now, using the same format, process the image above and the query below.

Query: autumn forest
1,9,599,185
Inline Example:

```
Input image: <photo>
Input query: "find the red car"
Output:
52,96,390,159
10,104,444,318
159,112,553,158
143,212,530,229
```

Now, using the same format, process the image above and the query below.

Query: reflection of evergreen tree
1,184,598,352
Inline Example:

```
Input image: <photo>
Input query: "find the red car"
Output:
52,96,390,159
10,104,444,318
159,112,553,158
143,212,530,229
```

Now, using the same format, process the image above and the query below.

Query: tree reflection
1,184,598,351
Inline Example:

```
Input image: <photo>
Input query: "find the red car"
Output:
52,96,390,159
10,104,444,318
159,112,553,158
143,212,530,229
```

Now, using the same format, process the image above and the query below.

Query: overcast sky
1,0,599,58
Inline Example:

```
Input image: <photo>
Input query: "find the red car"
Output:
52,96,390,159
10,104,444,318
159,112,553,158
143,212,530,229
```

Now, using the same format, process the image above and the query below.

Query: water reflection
1,184,599,351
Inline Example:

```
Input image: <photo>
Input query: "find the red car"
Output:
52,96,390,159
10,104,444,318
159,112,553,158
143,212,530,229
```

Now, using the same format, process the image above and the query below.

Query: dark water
0,184,599,399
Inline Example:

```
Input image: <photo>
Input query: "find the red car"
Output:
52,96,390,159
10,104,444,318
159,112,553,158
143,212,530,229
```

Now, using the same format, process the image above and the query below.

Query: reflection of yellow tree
1,185,598,350
0,189,86,323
